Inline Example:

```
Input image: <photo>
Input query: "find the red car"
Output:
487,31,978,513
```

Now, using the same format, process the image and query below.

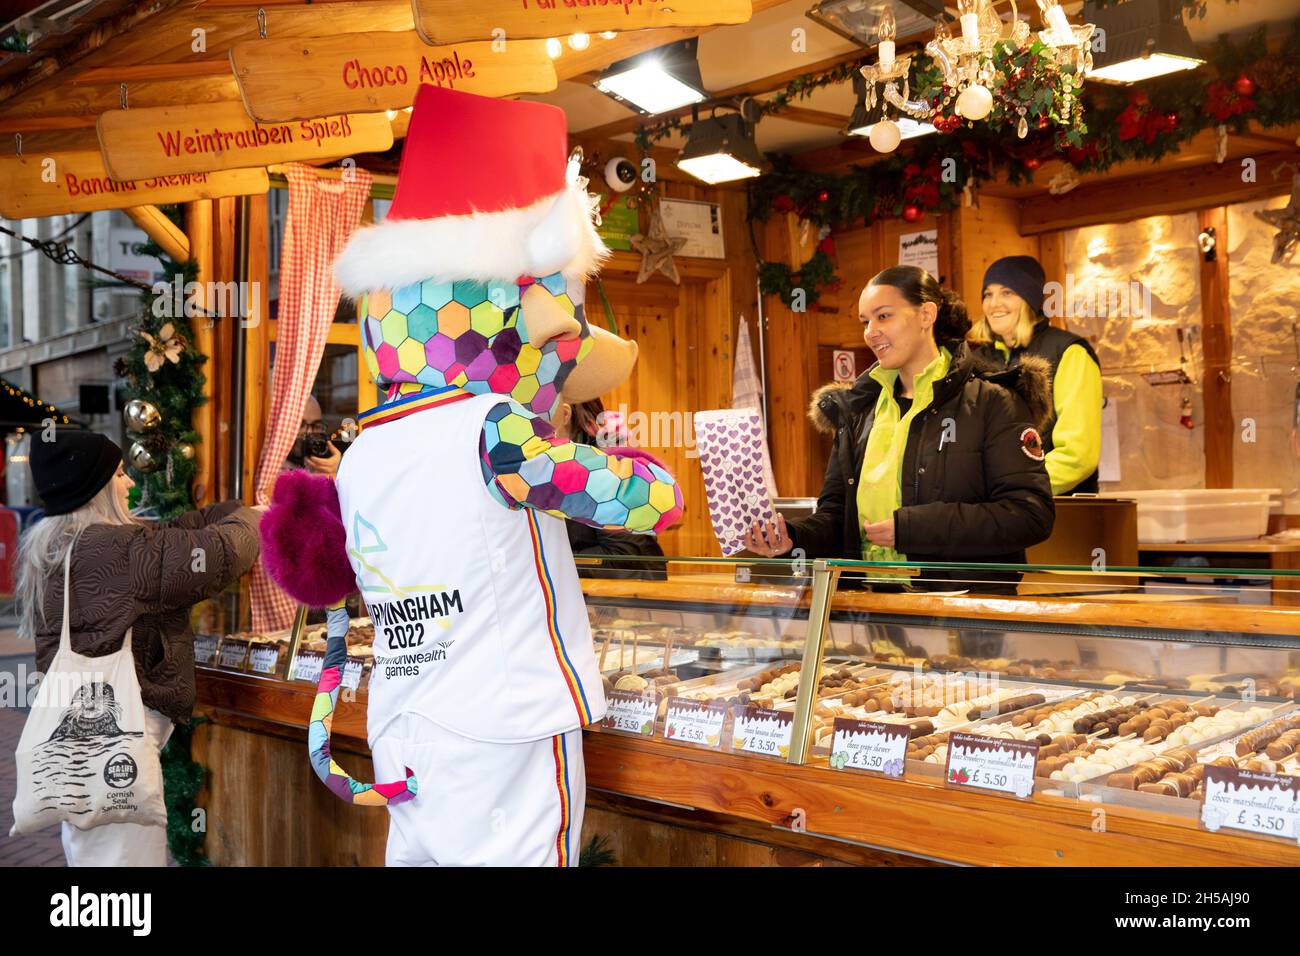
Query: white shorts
60,707,174,867
371,714,586,867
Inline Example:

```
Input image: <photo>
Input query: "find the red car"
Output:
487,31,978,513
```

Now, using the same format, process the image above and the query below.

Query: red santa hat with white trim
334,85,608,297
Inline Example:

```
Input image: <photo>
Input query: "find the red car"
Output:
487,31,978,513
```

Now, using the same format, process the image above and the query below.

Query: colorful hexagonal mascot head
333,84,634,417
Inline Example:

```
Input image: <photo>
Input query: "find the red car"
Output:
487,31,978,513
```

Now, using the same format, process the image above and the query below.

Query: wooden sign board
231,33,557,123
411,0,753,45
0,150,269,219
97,101,393,182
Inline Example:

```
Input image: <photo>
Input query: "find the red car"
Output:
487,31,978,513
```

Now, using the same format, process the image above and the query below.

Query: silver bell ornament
123,399,162,434
127,440,161,473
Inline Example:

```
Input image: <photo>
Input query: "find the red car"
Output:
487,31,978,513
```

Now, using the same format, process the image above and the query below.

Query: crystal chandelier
858,0,1094,152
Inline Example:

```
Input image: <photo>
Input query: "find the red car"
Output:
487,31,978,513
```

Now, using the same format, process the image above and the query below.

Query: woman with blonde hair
16,430,261,865
969,255,1103,495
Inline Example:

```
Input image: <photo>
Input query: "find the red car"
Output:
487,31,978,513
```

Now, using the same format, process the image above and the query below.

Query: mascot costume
260,85,684,866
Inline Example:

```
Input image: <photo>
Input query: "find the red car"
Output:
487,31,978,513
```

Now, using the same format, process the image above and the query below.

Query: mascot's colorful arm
260,470,416,807
481,400,683,533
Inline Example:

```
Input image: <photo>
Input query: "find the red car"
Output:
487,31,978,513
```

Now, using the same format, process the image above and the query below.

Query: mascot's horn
523,187,583,278
564,325,639,402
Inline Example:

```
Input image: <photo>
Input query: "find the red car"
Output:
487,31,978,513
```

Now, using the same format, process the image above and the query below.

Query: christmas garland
112,232,207,520
161,716,211,867
748,21,1299,307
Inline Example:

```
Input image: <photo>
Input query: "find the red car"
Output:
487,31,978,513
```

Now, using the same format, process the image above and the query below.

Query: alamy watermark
1042,275,1150,320
151,275,262,326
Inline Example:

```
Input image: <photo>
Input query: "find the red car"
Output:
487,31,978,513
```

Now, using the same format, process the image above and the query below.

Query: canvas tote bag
10,549,167,834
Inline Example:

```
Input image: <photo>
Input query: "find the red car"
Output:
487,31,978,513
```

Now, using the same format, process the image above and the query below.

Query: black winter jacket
786,346,1056,591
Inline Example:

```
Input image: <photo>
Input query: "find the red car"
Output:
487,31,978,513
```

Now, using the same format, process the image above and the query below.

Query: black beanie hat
982,255,1047,316
29,430,123,516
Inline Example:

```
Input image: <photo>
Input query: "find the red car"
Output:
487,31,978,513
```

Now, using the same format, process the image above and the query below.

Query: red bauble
817,189,830,202
902,204,923,223
1234,73,1255,97
1165,112,1179,128
1024,157,1042,171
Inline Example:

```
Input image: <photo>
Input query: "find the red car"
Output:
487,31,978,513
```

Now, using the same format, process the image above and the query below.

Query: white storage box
1094,488,1281,543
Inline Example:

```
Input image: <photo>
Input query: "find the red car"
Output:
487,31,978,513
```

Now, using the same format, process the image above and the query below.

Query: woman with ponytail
743,265,1055,591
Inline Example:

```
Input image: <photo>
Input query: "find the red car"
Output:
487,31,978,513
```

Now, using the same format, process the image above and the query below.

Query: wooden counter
191,668,1300,866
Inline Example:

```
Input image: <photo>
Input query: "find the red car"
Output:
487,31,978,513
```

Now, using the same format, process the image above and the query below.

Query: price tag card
341,657,366,691
1202,765,1300,842
663,699,726,749
733,706,793,759
830,718,909,778
248,643,282,676
193,634,219,667
601,690,656,736
944,732,1040,798
217,639,250,671
291,649,325,684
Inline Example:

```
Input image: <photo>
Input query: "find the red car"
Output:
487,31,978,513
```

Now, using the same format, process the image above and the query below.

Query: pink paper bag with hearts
692,408,776,556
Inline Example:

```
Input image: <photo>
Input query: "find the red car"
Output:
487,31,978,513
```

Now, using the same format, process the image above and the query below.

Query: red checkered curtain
250,162,373,633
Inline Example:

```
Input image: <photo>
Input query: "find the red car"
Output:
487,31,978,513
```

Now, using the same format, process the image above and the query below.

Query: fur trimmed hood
808,349,1053,434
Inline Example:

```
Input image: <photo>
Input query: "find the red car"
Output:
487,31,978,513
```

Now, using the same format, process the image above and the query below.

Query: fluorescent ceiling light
848,116,936,140
595,38,707,115
1088,52,1202,83
807,0,945,48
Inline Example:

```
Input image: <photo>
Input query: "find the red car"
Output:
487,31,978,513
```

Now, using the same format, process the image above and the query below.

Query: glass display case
192,553,1300,860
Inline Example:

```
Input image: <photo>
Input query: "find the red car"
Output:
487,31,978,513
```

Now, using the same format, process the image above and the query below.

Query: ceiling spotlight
1084,0,1204,84
568,32,590,51
545,37,563,59
676,113,765,184
595,38,707,115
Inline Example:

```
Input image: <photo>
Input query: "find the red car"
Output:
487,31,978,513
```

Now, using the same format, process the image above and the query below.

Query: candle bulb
957,0,981,44
1037,0,1072,43
877,7,896,69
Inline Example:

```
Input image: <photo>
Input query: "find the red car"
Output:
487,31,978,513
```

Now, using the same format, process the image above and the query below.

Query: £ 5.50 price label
733,706,793,759
1202,765,1300,842
830,718,909,778
944,732,1040,798
602,690,656,736
663,699,726,749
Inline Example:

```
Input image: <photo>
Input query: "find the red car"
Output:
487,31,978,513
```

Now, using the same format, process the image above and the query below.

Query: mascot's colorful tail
260,470,417,807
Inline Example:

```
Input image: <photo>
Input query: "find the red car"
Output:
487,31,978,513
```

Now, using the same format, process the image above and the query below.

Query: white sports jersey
336,391,606,744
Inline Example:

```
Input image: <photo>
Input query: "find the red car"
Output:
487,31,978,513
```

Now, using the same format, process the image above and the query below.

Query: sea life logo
104,752,139,789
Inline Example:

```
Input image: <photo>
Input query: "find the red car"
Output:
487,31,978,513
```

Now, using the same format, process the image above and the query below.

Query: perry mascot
260,86,684,866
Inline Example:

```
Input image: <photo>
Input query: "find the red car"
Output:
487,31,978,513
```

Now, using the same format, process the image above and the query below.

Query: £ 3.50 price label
291,649,325,684
830,718,909,778
733,706,793,759
663,699,726,749
602,690,656,736
1202,765,1300,842
944,732,1040,798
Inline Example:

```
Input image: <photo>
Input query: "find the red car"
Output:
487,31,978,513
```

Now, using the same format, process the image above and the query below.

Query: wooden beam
186,200,218,507
123,205,191,263
74,61,235,83
775,105,849,129
212,194,239,502
1198,206,1233,490
242,192,270,506
1020,152,1300,234
1037,231,1067,330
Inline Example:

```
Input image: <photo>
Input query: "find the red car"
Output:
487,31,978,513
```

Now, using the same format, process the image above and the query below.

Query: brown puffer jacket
33,501,261,724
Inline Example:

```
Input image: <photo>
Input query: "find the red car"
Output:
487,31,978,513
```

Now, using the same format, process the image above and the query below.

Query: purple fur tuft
259,471,356,607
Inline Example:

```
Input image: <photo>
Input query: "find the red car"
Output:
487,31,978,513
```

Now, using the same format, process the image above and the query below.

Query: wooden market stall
4,0,1300,868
